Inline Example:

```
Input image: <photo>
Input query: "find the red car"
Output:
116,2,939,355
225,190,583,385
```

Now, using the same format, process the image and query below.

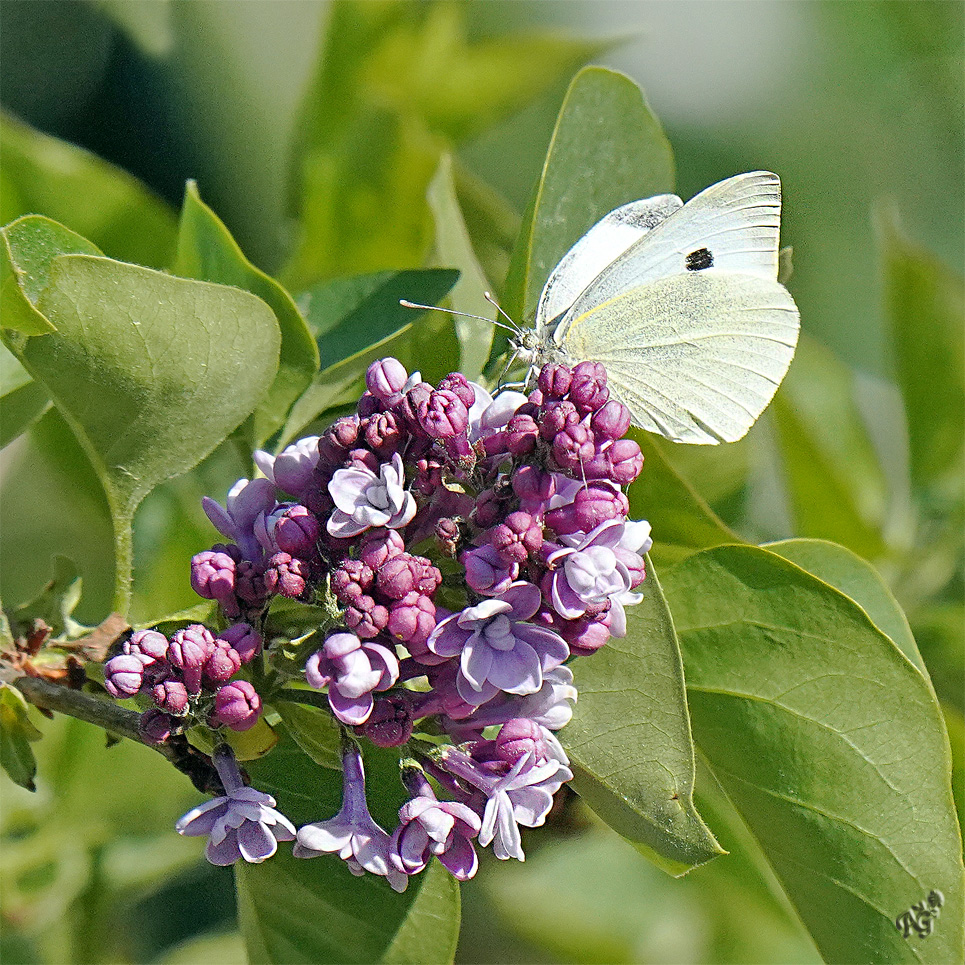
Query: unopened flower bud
363,411,405,457
218,623,262,664
421,390,469,440
505,413,539,456
552,423,595,474
124,629,169,663
204,639,243,683
437,372,475,408
607,438,644,485
104,653,151,698
212,680,262,731
264,552,311,600
591,400,632,441
496,718,548,765
358,529,405,570
358,694,414,747
152,678,189,715
168,625,215,694
366,358,409,402
538,363,573,399
490,512,543,564
139,709,174,744
569,361,609,412
540,400,580,441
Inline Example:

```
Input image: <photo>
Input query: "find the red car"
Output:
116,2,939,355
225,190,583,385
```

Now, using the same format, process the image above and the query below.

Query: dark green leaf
880,212,965,487
0,113,177,269
627,430,739,569
6,555,86,640
427,154,494,381
0,684,42,791
664,544,965,964
502,66,674,328
237,735,460,965
280,269,458,445
767,537,927,674
4,219,281,613
273,699,341,770
563,561,723,876
172,182,319,447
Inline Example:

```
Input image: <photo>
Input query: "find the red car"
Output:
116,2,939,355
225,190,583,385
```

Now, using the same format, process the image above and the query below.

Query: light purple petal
499,581,542,621
336,649,383,698
456,672,499,707
608,599,627,638
582,518,625,550
493,794,524,860
551,571,586,619
398,824,430,872
176,798,229,836
296,820,353,855
428,614,472,658
515,625,570,670
329,467,376,513
439,835,478,880
487,642,542,695
237,821,279,863
201,497,237,541
205,830,242,865
329,688,374,725
327,509,370,538
461,638,494,692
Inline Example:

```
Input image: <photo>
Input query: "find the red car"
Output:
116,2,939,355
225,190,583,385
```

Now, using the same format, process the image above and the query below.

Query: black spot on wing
686,247,714,271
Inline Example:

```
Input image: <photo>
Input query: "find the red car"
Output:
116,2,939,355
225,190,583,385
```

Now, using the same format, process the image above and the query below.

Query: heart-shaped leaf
664,544,964,964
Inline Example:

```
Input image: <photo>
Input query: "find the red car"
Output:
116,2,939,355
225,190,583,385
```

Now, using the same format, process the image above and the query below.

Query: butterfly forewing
536,194,682,340
561,271,800,444
558,172,783,335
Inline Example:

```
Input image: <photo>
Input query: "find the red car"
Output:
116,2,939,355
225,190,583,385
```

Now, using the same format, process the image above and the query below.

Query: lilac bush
101,356,651,886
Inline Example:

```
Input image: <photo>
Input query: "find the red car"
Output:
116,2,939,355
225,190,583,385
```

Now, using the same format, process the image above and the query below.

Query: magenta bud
591,400,632,441
357,391,382,418
505,413,539,456
569,361,609,412
358,529,405,570
387,592,436,645
152,678,189,715
190,549,237,604
332,559,375,603
421,389,469,440
264,552,311,600
212,680,262,731
562,612,612,657
538,363,573,399
552,423,595,474
363,411,405,456
496,718,548,764
358,694,413,747
218,623,262,664
204,639,243,683
489,511,543,564
437,372,475,408
345,596,390,638
607,438,644,485
139,709,174,744
104,653,150,698
512,465,555,516
167,625,215,694
271,504,320,558
366,357,409,402
124,629,169,663
540,400,580,442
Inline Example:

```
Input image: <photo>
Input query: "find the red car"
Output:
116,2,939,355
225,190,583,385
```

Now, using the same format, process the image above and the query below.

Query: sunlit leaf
502,66,674,331
665,544,965,964
172,182,319,448
3,218,281,613
0,684,42,791
563,562,723,876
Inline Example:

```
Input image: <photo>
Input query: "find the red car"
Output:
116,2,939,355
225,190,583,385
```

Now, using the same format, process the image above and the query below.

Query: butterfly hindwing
561,270,800,444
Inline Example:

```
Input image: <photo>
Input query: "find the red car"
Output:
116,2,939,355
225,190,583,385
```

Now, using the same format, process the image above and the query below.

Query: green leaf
628,430,739,569
766,537,927,674
563,561,723,876
2,215,101,335
880,211,965,488
0,683,42,791
3,221,281,614
664,544,965,964
280,269,458,446
0,113,177,269
171,182,319,447
237,735,460,965
0,343,50,446
273,699,341,770
502,66,674,329
427,154,494,381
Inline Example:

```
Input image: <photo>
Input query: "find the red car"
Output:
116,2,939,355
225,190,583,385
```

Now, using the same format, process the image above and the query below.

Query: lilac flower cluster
103,622,264,742
106,355,651,889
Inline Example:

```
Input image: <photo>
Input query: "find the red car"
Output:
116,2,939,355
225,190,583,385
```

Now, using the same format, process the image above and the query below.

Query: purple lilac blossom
202,477,277,561
294,744,407,891
176,745,295,865
390,770,480,881
305,632,399,725
253,436,320,498
427,582,569,706
327,452,416,538
441,748,573,861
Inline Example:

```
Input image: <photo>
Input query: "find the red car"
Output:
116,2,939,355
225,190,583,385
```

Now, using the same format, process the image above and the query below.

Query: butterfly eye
685,248,714,271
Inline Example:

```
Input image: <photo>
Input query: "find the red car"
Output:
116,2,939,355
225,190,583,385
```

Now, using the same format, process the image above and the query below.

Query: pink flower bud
590,400,632,441
152,678,189,715
104,653,151,698
552,423,595,474
538,363,573,399
496,718,548,764
540,400,580,441
366,358,409,402
359,529,405,569
218,623,262,664
437,372,475,408
358,694,413,747
212,680,262,731
168,625,215,694
607,438,644,485
569,361,609,412
204,639,243,683
490,512,543,564
124,629,169,663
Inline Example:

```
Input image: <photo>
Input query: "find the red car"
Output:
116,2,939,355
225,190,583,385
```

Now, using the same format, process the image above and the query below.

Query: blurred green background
1,2,961,962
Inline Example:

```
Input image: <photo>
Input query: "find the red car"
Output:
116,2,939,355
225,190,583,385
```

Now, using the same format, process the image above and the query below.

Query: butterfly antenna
483,291,520,333
398,299,517,335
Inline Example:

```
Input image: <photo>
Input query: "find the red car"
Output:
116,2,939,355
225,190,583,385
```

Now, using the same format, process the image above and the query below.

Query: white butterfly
513,171,800,445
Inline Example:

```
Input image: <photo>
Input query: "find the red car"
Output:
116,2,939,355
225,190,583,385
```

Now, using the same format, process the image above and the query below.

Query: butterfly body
512,171,800,445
